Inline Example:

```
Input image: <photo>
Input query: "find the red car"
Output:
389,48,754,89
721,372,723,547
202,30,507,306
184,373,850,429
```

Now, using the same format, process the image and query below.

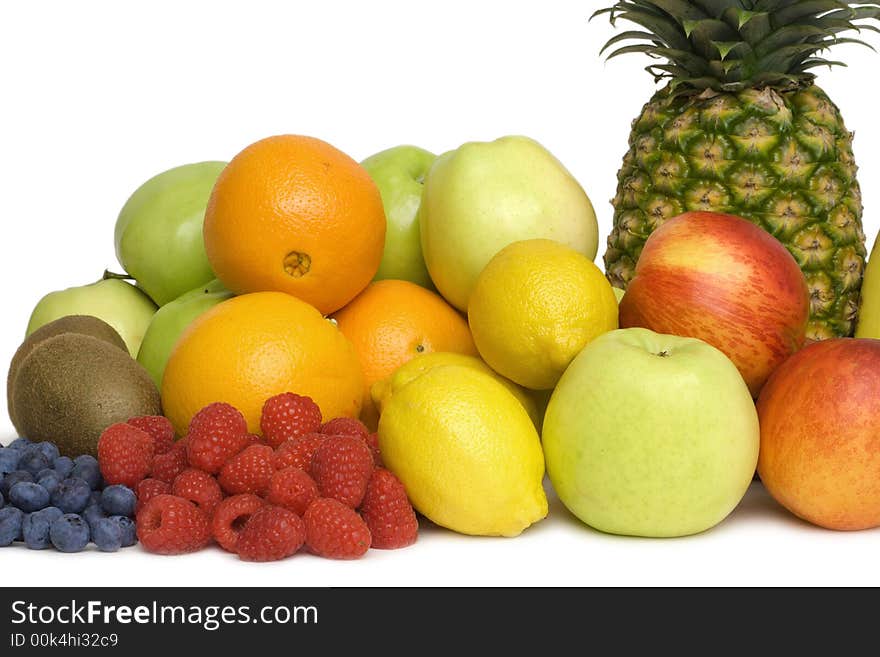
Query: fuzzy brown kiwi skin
7,315,128,430
11,332,160,457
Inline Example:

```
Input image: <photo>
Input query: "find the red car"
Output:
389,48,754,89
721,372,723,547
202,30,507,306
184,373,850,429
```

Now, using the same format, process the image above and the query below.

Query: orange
331,279,478,428
204,135,386,315
162,291,364,435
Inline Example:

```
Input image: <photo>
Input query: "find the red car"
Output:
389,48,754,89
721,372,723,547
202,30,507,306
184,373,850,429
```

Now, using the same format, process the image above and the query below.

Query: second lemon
468,239,618,390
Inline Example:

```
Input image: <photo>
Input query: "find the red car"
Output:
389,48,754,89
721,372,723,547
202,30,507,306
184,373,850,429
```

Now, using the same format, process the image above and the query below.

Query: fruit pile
97,394,417,561
0,438,136,552
5,2,880,563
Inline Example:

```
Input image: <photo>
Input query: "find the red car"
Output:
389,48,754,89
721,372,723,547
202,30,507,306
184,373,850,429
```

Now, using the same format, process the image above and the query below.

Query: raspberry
311,435,373,508
273,433,326,471
245,434,264,447
320,417,368,439
150,444,188,484
260,393,323,448
237,505,305,562
304,498,371,559
172,468,224,517
97,423,155,488
136,494,211,555
127,416,175,455
218,445,274,496
364,432,383,467
267,467,319,516
320,418,379,464
186,402,250,474
135,478,171,514
211,494,264,552
360,469,418,549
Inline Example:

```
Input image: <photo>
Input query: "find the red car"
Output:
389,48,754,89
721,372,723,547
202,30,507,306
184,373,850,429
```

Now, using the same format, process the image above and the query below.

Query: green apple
361,146,436,288
26,277,158,356
856,232,880,338
115,161,226,306
137,279,233,387
419,135,599,311
612,287,625,303
542,327,759,538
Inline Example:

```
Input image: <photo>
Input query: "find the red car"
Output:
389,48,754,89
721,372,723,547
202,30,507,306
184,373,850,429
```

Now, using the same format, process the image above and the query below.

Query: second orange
332,279,478,428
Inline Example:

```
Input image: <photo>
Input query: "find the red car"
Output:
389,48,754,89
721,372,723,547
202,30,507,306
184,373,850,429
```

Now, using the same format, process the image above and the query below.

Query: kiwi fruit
11,332,160,456
7,315,127,429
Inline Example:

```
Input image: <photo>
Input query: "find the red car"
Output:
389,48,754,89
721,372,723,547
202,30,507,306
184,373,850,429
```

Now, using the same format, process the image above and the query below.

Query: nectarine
757,338,880,530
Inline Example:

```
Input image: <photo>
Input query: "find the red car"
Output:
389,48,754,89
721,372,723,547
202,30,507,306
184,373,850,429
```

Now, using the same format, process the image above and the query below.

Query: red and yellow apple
619,211,809,396
757,338,880,530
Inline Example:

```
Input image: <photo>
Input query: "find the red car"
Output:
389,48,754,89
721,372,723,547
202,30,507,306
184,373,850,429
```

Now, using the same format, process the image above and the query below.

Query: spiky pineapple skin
605,83,866,340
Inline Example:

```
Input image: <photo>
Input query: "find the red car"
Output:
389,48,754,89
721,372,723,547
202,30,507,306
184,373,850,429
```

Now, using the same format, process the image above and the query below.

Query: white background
2,0,879,586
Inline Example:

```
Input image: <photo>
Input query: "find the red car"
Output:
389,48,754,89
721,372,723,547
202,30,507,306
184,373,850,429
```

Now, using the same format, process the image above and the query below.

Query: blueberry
71,455,101,490
18,449,50,477
0,490,4,509
89,490,102,507
43,506,63,521
91,517,122,552
37,471,61,495
50,478,91,514
53,456,74,479
0,447,20,475
8,437,32,451
106,515,137,547
32,442,60,463
22,507,63,549
82,504,107,530
0,506,23,546
49,514,90,553
0,471,34,497
9,482,50,512
101,485,136,517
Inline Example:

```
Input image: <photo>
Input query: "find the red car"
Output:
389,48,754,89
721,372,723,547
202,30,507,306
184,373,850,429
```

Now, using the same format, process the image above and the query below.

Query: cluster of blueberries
0,438,137,552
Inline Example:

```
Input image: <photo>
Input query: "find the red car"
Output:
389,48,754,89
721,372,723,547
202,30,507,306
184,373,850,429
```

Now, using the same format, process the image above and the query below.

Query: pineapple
597,1,879,339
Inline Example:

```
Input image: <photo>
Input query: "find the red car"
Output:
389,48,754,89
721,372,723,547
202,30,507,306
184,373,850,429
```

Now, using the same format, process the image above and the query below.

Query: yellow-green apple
619,211,809,396
418,136,598,311
757,338,880,530
115,161,226,306
137,279,233,386
26,277,157,356
543,327,759,537
361,146,436,289
856,231,880,338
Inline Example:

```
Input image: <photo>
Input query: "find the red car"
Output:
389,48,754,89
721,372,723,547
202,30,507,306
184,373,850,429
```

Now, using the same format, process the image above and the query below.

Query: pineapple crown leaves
593,1,880,95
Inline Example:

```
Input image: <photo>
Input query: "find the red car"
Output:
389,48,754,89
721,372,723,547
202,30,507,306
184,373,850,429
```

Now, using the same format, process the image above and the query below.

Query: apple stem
102,269,135,282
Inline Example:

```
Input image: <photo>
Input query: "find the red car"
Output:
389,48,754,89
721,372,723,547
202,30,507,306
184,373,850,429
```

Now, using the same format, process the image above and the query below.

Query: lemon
468,239,618,390
378,364,547,537
370,351,542,429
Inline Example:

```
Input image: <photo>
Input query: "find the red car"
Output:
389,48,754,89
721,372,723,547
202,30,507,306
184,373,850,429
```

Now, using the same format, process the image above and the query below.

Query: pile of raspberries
96,393,418,561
